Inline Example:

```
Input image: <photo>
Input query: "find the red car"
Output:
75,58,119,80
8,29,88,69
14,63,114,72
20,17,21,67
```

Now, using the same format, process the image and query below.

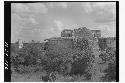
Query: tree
11,43,45,73
43,38,93,80
100,47,116,82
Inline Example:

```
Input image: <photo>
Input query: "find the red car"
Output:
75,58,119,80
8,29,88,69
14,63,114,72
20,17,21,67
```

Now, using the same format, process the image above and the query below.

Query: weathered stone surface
61,29,73,37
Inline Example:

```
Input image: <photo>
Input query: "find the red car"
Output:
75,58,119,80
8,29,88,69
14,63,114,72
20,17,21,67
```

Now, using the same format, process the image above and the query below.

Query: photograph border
4,1,119,82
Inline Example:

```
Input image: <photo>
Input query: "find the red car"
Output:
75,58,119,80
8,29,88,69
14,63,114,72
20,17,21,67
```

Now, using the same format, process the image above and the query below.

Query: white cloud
47,3,54,8
11,3,30,13
82,2,115,14
59,2,68,8
54,20,64,31
47,2,68,8
12,13,38,26
11,3,48,14
93,2,115,8
11,13,39,43
11,3,47,42
93,23,116,37
29,17,38,25
82,2,116,23
93,2,116,17
82,2,93,13
27,3,48,14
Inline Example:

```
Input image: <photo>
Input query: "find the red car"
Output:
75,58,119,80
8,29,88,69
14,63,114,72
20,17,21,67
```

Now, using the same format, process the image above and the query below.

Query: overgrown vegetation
11,39,116,82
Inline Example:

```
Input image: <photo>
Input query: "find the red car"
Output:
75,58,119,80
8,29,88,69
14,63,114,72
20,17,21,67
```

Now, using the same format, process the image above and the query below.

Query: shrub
102,63,116,82
98,47,116,82
11,43,45,73
43,38,93,80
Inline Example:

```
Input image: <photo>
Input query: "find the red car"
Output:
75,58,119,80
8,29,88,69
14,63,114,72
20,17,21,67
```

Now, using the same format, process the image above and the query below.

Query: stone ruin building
44,26,116,58
47,26,115,81
44,27,98,58
61,29,73,37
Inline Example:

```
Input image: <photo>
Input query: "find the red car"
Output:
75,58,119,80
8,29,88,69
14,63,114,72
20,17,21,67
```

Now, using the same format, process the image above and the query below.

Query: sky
11,2,116,43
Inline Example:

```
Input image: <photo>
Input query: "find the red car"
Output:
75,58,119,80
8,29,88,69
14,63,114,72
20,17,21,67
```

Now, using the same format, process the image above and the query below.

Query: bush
99,47,116,82
102,63,116,82
11,43,45,73
42,38,93,80
11,39,116,82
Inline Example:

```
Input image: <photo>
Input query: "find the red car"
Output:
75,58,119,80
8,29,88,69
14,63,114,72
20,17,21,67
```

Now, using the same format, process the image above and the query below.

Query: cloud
12,13,38,27
27,3,48,14
11,3,48,14
59,2,68,8
11,3,47,29
82,2,93,13
54,20,64,31
92,23,116,37
82,2,116,23
11,2,116,42
11,14,23,42
47,2,54,8
11,3,30,13
47,2,68,8
11,13,39,42
29,17,38,25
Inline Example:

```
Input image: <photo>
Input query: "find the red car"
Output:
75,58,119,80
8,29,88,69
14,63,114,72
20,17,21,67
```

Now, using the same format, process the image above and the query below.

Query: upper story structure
61,29,73,37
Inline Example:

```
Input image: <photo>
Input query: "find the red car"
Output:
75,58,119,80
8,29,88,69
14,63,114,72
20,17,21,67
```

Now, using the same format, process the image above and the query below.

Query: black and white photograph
4,1,118,82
